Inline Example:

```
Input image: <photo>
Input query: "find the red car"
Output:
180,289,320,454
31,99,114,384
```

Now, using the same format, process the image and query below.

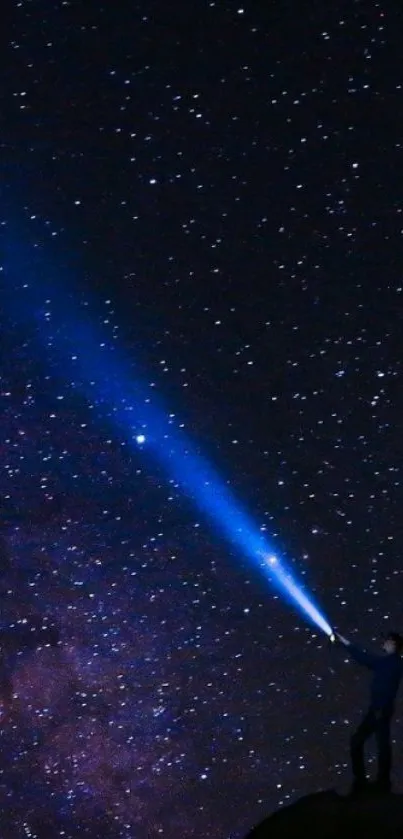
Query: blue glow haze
1,230,333,637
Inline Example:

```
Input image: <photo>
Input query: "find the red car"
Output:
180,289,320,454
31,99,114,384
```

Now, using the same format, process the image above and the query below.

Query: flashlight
329,632,336,644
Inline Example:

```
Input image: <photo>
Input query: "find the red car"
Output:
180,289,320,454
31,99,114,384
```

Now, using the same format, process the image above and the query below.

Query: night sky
1,1,403,837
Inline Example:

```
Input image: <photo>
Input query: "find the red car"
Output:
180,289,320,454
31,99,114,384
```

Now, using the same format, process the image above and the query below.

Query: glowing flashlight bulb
136,434,146,444
268,555,278,565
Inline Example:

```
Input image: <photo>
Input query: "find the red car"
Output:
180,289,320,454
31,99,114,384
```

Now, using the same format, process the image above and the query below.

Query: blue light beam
2,232,333,637
263,556,332,636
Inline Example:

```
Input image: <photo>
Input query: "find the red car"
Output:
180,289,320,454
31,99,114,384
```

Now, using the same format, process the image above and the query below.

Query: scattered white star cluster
1,1,403,837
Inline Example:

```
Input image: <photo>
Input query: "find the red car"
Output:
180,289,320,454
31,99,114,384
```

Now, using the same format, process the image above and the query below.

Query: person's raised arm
335,632,380,669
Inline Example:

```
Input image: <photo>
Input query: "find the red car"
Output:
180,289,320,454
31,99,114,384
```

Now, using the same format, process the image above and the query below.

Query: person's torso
370,655,403,709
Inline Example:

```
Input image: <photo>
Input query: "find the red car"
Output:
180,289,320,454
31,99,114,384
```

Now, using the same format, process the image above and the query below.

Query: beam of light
262,556,333,637
1,230,333,637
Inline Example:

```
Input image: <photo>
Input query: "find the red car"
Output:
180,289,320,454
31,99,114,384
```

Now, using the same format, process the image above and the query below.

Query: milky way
1,2,403,837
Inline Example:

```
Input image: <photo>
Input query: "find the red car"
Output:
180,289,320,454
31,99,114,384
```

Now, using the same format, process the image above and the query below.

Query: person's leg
375,712,392,791
350,709,376,786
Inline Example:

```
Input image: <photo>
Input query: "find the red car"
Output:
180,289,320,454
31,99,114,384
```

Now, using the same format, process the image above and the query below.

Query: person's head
382,632,403,655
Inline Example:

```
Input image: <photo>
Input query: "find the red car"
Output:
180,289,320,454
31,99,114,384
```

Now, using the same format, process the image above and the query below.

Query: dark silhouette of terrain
244,788,403,839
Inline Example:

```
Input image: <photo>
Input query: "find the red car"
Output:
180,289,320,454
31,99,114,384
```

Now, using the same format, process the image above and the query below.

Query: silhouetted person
335,631,403,795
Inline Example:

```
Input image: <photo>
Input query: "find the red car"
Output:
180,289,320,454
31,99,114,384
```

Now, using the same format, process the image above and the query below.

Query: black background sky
1,2,403,837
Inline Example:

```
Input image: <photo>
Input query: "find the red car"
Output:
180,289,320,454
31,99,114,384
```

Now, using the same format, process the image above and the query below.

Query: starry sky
1,1,403,837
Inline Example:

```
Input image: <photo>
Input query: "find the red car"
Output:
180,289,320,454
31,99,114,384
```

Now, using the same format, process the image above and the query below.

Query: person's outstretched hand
335,632,351,647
